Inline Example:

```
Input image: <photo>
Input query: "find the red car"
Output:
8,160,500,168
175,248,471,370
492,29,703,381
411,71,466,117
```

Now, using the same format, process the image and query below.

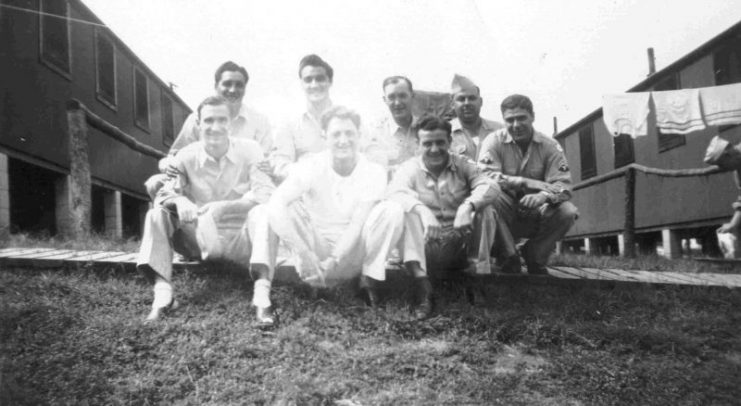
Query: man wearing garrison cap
449,74,504,161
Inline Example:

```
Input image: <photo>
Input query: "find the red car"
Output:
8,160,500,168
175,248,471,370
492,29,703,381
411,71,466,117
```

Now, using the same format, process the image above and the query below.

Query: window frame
161,91,175,147
38,0,71,80
713,34,741,135
579,123,597,180
94,27,117,111
613,133,635,169
133,67,150,132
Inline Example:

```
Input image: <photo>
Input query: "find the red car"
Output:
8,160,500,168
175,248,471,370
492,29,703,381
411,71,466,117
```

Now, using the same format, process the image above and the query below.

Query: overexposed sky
82,0,741,134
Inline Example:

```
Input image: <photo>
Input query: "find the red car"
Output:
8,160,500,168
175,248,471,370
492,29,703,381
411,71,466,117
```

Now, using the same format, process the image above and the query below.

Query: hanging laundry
652,88,705,134
602,93,651,138
700,82,741,127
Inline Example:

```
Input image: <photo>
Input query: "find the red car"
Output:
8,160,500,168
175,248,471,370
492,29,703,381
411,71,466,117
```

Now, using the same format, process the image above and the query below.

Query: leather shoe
359,275,381,308
362,287,380,308
145,299,179,322
414,277,433,320
499,255,522,274
255,305,276,329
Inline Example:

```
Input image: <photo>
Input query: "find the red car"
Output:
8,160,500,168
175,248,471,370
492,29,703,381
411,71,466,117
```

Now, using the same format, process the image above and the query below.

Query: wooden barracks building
0,0,190,238
555,20,741,258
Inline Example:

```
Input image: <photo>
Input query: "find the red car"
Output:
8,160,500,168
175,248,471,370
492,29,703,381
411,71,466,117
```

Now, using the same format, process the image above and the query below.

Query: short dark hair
412,114,451,141
197,95,229,120
298,54,334,82
382,76,414,94
500,94,534,116
320,105,361,131
214,61,249,86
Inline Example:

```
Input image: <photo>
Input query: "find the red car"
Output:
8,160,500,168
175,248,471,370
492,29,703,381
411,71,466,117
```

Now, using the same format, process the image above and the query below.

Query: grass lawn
2,264,741,405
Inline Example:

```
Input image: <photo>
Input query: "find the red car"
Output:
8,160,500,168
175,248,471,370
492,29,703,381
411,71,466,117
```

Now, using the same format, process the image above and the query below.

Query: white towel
652,88,706,134
700,82,741,127
602,93,651,138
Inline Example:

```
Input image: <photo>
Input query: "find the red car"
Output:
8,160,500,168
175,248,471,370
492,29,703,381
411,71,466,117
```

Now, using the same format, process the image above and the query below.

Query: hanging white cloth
602,93,651,138
652,88,705,135
700,82,741,127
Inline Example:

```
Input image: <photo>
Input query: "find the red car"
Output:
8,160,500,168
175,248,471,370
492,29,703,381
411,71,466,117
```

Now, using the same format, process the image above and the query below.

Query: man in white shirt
261,106,421,313
137,96,275,324
269,54,335,182
146,61,272,199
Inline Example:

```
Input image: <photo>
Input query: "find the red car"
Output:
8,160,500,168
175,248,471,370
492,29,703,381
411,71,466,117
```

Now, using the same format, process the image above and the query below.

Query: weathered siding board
567,176,625,237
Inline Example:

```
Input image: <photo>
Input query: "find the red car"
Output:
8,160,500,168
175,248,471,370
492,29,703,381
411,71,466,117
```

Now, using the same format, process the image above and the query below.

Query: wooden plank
545,267,583,279
0,247,56,258
552,266,618,281
8,249,74,259
574,267,637,281
69,252,131,262
92,253,138,263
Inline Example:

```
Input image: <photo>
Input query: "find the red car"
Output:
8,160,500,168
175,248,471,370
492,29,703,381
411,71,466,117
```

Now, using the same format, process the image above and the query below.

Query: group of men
136,55,579,328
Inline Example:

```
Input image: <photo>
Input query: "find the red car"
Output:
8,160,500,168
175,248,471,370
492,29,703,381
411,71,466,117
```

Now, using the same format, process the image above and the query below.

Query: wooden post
622,167,636,258
0,152,9,238
64,101,91,239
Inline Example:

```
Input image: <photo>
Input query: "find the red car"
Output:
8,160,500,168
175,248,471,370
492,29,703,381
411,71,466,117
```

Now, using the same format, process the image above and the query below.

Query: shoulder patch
479,152,494,165
558,158,569,172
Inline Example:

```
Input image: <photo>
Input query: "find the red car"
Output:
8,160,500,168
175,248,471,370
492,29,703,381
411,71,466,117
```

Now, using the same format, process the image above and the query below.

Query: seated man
478,94,578,274
137,96,275,322
261,106,418,311
387,115,500,317
146,61,272,199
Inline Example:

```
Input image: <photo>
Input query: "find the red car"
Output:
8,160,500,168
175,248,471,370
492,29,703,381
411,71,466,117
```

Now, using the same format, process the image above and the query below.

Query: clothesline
602,82,741,138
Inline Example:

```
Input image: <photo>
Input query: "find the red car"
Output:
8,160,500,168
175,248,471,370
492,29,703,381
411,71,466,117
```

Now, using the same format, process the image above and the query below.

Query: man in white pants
136,96,275,324
261,106,428,314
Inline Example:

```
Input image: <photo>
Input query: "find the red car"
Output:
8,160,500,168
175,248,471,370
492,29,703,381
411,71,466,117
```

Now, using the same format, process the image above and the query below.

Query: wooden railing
572,163,726,257
64,99,166,238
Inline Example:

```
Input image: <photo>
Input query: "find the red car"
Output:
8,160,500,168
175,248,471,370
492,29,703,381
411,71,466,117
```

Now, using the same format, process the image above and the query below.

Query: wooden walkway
1,247,741,288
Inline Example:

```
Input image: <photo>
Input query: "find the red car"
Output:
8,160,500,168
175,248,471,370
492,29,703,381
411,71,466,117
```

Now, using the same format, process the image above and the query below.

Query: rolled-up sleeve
386,161,424,212
462,160,500,209
477,134,503,178
543,144,573,203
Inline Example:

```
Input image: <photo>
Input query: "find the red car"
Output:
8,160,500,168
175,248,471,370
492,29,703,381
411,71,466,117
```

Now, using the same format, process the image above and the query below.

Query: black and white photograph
1,0,741,404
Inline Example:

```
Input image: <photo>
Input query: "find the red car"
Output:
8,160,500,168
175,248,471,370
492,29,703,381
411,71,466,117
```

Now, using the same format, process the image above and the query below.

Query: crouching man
478,94,578,274
387,115,500,318
136,96,275,322
262,106,415,311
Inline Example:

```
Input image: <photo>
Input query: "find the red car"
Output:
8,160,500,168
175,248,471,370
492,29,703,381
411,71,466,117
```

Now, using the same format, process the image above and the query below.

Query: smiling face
325,117,360,163
503,107,535,144
300,65,332,104
383,80,414,123
419,128,451,173
214,70,246,106
452,89,483,125
198,104,231,159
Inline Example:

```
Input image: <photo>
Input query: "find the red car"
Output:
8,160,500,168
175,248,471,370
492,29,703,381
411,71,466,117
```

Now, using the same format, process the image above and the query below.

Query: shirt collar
415,153,458,174
197,138,236,168
502,129,544,144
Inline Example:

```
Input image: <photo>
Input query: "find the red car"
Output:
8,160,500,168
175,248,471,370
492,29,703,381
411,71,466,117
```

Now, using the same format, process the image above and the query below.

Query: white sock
252,279,272,308
152,280,173,309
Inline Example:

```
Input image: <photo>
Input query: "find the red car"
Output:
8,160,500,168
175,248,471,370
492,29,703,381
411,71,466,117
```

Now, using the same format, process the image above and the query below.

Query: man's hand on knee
175,197,198,223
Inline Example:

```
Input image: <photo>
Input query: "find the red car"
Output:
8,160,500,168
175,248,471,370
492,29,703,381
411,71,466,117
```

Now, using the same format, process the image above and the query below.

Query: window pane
96,32,116,106
134,69,149,129
579,124,596,180
162,94,174,146
40,0,70,73
614,133,635,168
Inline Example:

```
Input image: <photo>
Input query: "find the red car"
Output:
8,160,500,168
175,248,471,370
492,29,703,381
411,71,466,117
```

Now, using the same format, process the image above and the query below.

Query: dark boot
415,277,433,320
359,275,380,308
